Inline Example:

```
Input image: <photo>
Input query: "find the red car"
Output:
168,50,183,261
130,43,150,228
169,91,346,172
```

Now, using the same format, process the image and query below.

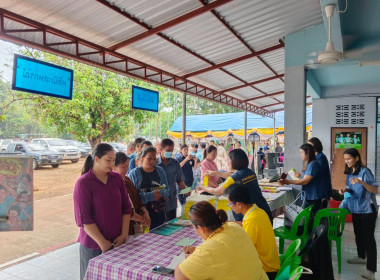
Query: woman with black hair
73,143,132,279
308,137,332,199
128,146,170,230
174,201,267,280
200,149,272,223
339,148,378,280
114,152,151,240
200,145,221,188
280,143,322,207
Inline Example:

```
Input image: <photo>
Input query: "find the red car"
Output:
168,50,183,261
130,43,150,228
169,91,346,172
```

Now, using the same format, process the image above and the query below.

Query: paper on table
179,187,192,194
175,238,197,246
277,186,293,191
167,252,186,270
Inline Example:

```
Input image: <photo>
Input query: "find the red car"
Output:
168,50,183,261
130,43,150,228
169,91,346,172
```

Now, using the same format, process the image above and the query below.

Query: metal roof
0,0,323,116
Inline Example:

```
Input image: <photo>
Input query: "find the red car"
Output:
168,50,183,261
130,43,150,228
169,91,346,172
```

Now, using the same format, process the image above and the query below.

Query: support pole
182,92,186,144
273,117,276,151
244,110,247,153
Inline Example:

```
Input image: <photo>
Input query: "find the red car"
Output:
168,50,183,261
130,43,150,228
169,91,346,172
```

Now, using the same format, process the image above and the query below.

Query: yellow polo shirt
243,204,280,272
179,222,268,280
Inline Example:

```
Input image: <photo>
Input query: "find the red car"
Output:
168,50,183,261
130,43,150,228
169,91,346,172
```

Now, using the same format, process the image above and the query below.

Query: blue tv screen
12,54,73,100
132,85,159,112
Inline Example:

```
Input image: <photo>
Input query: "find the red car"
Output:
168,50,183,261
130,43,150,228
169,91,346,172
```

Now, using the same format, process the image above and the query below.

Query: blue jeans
80,244,102,280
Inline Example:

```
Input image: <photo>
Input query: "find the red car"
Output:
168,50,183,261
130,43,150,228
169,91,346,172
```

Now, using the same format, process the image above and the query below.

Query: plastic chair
279,239,301,264
277,239,302,277
312,208,349,273
274,206,313,254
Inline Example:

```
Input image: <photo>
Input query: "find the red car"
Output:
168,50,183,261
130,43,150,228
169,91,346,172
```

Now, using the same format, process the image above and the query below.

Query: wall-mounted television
12,54,73,100
132,85,159,112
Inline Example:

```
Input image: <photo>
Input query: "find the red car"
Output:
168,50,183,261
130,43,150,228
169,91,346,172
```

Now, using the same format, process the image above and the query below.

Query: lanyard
243,205,257,222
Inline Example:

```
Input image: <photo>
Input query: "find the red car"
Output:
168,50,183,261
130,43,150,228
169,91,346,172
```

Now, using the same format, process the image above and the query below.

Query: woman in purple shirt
73,143,132,280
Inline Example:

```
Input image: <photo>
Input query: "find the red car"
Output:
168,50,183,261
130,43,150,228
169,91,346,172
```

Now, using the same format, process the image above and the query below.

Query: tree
7,48,150,149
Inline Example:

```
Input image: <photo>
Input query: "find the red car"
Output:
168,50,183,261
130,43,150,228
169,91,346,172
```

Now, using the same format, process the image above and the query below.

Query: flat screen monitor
12,54,73,100
132,85,159,112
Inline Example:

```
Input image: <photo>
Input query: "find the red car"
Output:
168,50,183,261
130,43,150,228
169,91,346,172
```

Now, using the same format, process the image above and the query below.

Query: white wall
312,97,377,173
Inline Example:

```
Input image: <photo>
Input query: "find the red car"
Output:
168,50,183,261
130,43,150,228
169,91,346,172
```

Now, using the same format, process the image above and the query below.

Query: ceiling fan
306,4,380,69
306,5,343,69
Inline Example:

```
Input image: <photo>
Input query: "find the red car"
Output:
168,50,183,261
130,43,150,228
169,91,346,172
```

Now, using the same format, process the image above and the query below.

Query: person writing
279,143,322,207
339,148,378,280
114,152,150,241
308,137,331,199
73,144,132,280
200,145,221,189
129,147,170,230
225,184,280,280
175,201,268,280
200,149,272,223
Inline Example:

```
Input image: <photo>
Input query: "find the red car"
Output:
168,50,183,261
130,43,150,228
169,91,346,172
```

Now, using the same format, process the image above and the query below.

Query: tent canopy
167,107,312,139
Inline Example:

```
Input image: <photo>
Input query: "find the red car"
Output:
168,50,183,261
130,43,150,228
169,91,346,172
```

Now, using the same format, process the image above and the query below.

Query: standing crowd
73,136,378,280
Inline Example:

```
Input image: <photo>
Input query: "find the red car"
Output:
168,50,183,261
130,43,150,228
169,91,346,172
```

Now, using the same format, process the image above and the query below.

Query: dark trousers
165,209,177,222
80,244,102,280
147,208,166,230
266,271,278,280
352,205,378,272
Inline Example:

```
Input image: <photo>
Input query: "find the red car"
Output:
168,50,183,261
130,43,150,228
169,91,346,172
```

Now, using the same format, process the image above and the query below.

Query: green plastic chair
277,239,302,276
312,208,349,273
279,239,301,264
274,206,313,254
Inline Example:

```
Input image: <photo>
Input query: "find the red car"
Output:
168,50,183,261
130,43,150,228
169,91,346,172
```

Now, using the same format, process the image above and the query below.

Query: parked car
0,139,13,151
6,142,63,169
65,140,92,157
31,138,81,163
109,143,128,153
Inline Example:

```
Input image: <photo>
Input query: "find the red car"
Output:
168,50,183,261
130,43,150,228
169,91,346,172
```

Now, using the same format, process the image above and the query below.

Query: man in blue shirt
128,137,145,171
156,139,188,221
129,139,154,172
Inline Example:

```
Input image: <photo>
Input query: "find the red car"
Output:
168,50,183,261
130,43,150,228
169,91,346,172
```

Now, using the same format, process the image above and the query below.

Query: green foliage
0,46,241,144
0,79,55,138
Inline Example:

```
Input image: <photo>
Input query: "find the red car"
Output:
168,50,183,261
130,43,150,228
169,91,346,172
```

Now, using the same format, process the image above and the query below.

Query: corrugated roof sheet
0,0,323,114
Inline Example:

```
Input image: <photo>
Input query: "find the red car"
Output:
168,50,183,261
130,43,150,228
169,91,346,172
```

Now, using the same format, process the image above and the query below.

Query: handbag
284,191,306,230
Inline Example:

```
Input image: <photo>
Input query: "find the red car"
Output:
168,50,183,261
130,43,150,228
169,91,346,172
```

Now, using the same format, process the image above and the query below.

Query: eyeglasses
227,202,235,207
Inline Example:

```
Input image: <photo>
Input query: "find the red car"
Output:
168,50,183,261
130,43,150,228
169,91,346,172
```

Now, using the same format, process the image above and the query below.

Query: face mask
164,152,173,158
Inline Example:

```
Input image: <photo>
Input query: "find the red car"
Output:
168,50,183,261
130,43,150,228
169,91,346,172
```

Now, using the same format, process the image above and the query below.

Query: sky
0,39,19,82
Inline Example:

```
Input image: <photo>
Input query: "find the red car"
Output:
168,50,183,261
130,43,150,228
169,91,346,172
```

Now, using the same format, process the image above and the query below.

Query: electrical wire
338,0,348,13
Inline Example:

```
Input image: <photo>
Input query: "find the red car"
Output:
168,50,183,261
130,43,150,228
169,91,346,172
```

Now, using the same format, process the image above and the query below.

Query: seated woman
175,201,268,280
114,152,151,241
279,143,322,207
128,147,170,230
200,149,272,223
226,184,280,280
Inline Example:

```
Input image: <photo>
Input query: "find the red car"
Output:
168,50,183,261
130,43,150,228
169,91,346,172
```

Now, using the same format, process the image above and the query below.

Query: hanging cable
338,0,348,13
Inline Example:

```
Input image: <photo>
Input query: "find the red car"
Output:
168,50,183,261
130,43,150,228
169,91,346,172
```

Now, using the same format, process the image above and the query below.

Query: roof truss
0,8,275,117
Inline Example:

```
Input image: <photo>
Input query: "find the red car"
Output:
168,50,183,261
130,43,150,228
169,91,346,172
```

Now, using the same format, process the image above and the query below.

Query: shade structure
167,107,312,139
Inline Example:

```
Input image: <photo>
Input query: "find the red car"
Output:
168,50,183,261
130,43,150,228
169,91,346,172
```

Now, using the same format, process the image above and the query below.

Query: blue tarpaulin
169,107,312,132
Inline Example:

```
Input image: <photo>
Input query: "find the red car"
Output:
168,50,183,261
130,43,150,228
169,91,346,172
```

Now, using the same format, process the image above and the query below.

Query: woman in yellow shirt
225,184,280,280
175,201,268,280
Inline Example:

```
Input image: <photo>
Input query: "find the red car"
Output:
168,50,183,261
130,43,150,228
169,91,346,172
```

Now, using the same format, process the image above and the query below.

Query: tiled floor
1,212,379,279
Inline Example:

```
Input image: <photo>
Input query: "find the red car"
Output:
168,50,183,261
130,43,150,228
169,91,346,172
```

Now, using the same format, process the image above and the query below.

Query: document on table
179,187,192,194
175,238,197,246
167,252,186,270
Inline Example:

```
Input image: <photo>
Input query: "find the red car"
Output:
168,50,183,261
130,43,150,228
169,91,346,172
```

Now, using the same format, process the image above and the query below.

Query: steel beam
261,101,283,109
182,43,283,78
0,8,274,118
245,91,284,101
108,0,233,50
221,74,284,93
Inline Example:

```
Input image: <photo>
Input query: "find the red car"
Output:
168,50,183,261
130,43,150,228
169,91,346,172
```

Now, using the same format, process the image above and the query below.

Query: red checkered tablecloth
84,225,201,280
